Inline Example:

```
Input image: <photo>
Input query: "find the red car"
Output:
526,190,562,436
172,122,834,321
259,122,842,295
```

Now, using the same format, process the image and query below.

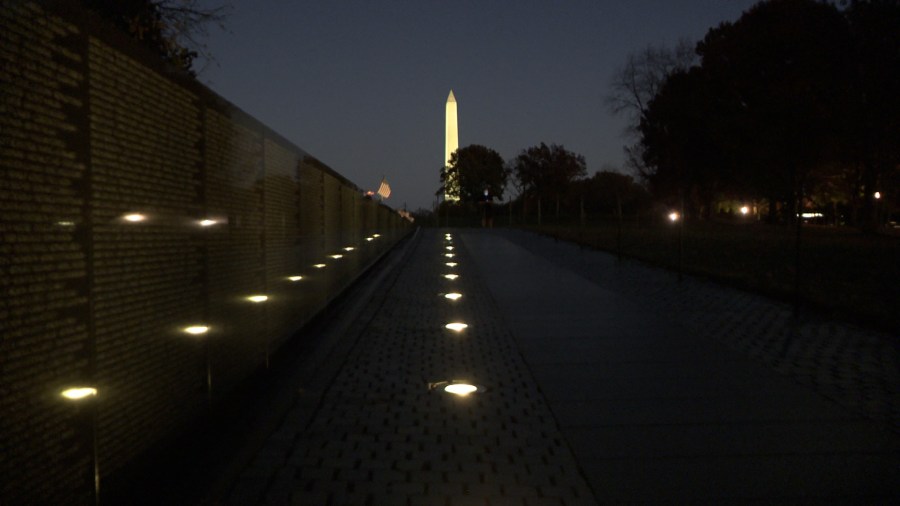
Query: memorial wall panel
203,109,267,395
263,138,303,348
88,37,206,473
297,160,328,312
0,3,92,502
1,3,410,503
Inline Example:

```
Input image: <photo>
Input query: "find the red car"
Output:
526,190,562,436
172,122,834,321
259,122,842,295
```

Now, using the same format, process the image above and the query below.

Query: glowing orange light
61,387,97,400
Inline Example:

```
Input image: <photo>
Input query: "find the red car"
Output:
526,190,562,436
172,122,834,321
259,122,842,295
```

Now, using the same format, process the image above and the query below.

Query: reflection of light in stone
246,295,268,303
61,387,97,400
444,383,478,396
343,246,355,251
183,325,209,335
123,213,146,223
330,254,343,259
445,262,458,267
313,264,326,269
443,274,458,280
199,219,218,227
445,322,467,331
444,293,462,300
287,276,303,282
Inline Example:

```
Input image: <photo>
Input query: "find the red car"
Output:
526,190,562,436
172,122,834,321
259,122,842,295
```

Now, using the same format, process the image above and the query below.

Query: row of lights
437,232,481,397
58,230,385,401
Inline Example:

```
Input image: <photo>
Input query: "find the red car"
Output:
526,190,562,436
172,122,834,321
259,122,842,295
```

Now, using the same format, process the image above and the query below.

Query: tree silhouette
439,145,509,203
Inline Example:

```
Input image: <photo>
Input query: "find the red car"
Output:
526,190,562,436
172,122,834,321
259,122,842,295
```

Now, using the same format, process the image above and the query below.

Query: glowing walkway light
445,262,458,267
443,274,458,280
183,325,209,335
343,246,355,251
444,293,462,301
329,254,344,259
445,253,455,258
61,387,97,400
246,295,268,303
446,246,454,251
287,275,303,282
445,322,468,332
199,219,219,227
668,212,679,222
740,206,749,215
444,383,478,396
122,213,146,223
313,264,326,269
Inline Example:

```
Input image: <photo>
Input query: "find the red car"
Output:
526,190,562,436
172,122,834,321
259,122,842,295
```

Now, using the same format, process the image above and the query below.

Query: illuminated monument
445,90,459,201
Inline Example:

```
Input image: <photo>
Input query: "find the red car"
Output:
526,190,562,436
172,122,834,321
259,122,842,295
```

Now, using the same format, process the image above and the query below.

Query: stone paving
213,227,899,505
222,229,596,505
496,229,900,432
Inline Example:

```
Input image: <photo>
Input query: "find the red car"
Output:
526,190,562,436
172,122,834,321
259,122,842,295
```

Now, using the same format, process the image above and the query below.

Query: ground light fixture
668,212,680,222
329,254,343,259
740,206,749,215
61,387,98,400
445,262,458,267
366,237,374,241
183,325,209,335
199,219,219,227
122,213,146,223
445,253,455,259
246,295,268,303
343,246,355,251
373,233,381,238
445,322,468,332
429,380,484,397
443,274,458,280
287,275,303,282
444,292,462,301
446,246,454,251
313,263,326,269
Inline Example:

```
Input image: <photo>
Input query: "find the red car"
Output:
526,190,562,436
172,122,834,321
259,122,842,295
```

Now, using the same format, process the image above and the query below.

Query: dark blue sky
197,0,758,211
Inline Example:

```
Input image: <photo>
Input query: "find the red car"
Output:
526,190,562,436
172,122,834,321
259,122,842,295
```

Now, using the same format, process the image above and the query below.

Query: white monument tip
447,90,456,103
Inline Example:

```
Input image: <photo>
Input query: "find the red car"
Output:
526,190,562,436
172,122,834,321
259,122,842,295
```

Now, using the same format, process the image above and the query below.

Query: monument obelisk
444,90,459,201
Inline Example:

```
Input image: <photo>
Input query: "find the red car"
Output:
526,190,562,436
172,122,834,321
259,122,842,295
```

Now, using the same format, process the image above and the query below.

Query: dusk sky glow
197,1,759,211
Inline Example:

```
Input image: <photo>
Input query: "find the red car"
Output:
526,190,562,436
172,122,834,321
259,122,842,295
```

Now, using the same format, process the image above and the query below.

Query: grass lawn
528,221,900,334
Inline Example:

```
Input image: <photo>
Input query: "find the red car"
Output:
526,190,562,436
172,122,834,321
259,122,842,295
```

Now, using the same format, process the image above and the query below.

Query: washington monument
444,90,459,201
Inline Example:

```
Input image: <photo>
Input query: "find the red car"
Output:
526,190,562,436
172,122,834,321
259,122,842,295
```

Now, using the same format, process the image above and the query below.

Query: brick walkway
211,228,899,505
496,229,900,431
221,229,597,505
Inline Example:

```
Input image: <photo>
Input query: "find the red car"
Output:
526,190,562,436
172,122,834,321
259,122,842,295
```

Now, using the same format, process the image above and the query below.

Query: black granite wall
0,2,409,503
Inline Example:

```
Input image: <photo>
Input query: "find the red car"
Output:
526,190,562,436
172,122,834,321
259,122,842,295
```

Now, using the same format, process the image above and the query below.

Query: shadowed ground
178,228,899,504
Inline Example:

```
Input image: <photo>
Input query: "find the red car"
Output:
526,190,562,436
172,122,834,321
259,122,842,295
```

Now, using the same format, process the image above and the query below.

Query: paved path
215,228,899,505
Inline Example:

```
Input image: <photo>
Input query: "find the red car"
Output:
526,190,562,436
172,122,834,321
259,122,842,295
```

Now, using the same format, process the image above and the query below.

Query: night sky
197,0,759,211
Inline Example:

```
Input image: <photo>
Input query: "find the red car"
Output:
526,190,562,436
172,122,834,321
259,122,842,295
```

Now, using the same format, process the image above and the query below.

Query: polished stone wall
0,2,409,503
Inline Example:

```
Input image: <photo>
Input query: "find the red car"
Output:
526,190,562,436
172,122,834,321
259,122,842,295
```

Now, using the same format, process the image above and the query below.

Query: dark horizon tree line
631,0,899,227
